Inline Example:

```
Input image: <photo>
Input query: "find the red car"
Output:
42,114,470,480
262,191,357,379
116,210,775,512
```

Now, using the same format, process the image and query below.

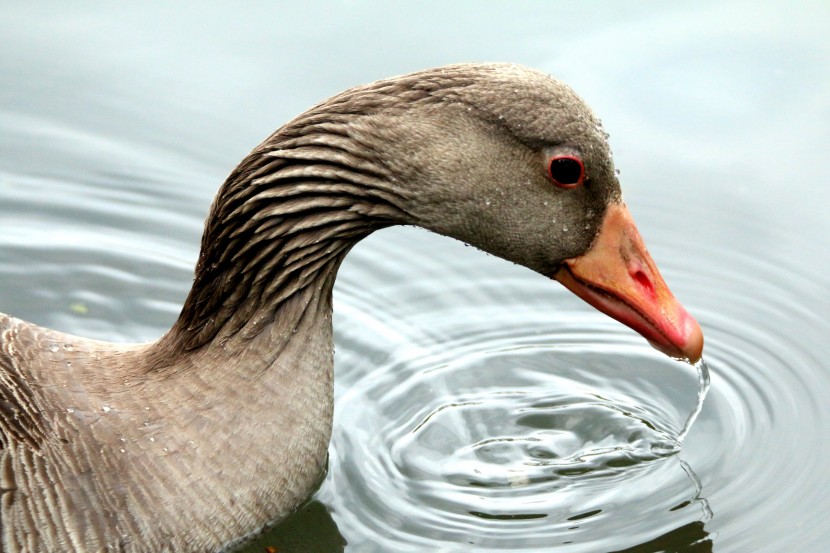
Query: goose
0,63,703,552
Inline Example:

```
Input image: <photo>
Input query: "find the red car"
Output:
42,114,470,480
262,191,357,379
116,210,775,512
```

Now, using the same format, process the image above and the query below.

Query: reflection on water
609,521,711,553
240,502,346,553
2,2,830,552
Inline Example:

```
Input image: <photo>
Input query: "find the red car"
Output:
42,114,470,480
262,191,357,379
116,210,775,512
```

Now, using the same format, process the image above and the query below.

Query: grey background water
1,1,829,552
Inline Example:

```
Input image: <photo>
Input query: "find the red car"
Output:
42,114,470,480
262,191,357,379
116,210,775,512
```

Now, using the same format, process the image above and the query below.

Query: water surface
1,2,829,552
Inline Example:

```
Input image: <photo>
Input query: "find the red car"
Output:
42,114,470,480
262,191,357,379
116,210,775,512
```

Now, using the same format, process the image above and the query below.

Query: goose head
337,64,703,362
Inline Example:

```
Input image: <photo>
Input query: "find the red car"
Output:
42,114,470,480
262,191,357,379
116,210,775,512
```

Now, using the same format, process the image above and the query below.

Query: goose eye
547,155,585,189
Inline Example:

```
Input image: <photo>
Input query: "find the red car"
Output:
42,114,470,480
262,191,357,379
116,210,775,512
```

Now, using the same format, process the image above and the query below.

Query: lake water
1,2,829,552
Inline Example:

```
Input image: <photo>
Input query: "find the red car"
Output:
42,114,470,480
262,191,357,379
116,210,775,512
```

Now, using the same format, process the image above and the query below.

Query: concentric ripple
324,329,711,550
316,231,716,551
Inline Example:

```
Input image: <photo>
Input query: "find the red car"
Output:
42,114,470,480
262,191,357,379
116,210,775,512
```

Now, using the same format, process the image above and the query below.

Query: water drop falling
677,358,711,443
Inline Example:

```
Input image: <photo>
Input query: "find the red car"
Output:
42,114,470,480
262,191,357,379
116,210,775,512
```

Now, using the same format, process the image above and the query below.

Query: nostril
632,269,655,297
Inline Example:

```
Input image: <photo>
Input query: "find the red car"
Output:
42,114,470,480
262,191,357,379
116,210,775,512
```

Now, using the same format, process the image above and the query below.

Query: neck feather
155,115,412,358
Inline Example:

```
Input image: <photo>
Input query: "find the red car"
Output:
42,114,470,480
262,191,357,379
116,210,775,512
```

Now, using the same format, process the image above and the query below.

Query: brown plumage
0,63,701,552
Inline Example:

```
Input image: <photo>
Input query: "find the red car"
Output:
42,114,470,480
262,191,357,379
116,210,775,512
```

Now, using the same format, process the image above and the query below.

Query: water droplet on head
66,408,75,414
102,405,113,413
48,344,59,353
63,344,74,352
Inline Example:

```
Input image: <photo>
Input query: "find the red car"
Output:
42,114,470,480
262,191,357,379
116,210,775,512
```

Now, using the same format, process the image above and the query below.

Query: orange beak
553,202,704,363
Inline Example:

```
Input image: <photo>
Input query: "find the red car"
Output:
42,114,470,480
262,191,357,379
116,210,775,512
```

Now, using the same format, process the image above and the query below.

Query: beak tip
649,323,703,364
667,310,703,364
683,319,704,364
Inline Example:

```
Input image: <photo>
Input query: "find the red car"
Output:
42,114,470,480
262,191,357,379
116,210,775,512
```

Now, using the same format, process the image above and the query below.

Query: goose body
0,64,702,552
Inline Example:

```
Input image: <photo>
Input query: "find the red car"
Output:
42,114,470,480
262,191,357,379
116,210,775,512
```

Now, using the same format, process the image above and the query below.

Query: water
2,2,829,552
676,361,710,445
